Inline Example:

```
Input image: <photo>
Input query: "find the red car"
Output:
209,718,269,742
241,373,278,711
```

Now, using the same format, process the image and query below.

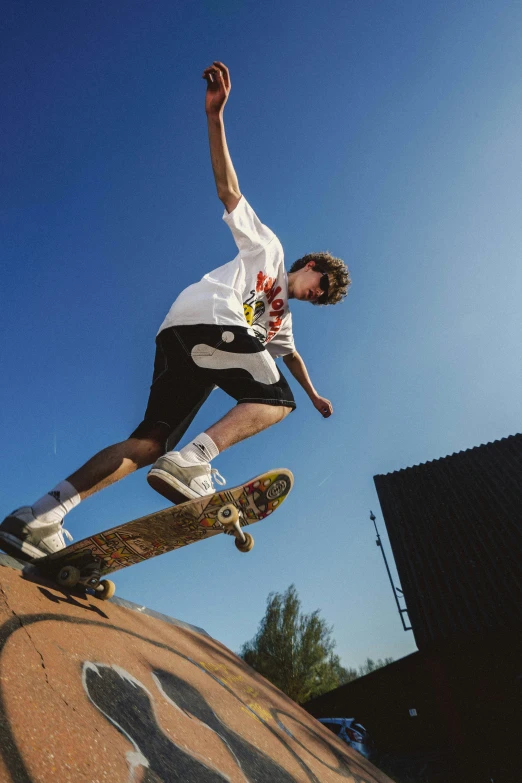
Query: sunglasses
317,273,329,304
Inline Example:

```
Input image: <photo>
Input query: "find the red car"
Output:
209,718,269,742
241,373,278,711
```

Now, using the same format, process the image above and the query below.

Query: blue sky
2,0,522,669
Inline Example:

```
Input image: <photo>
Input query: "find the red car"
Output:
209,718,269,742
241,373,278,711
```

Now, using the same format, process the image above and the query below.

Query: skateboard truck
37,552,117,601
216,504,254,553
55,563,116,600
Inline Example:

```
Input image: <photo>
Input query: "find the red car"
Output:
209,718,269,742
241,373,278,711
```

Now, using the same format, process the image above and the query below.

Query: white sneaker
0,506,73,561
147,452,226,504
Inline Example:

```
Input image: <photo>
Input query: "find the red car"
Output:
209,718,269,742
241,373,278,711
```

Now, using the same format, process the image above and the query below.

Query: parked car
317,717,372,759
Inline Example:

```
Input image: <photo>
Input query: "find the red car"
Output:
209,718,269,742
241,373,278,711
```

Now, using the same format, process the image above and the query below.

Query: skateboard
32,468,294,600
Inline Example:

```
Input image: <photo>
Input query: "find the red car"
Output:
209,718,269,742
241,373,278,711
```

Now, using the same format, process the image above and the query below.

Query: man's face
290,262,329,303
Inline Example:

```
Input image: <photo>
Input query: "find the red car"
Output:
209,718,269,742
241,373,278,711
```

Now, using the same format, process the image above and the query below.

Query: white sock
177,433,219,465
32,480,81,524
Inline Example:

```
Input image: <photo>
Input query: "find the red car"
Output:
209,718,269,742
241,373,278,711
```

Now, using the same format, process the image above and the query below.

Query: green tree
239,584,353,703
357,657,394,677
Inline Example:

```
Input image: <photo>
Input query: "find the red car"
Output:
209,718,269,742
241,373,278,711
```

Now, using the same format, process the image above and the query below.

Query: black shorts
130,325,296,447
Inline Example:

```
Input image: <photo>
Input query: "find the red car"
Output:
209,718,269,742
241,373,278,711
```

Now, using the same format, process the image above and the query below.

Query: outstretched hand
312,395,333,418
203,61,231,116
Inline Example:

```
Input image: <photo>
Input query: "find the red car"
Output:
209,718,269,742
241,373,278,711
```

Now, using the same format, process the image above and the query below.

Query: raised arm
203,62,241,213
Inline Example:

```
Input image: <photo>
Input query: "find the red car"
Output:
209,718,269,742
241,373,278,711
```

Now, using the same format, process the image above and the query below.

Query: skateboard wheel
95,579,116,600
56,565,81,588
235,532,254,553
217,504,239,526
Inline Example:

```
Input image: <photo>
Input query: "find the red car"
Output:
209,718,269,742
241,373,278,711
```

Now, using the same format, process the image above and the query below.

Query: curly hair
289,252,351,305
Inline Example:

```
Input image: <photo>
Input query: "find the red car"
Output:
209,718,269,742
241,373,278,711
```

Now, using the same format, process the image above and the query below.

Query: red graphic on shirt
256,272,275,294
253,273,286,341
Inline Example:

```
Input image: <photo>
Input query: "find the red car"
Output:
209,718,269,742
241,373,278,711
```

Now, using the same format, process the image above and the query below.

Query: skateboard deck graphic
34,468,293,598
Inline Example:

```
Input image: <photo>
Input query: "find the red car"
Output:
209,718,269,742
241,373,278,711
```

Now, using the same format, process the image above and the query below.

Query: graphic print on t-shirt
243,291,267,341
243,271,286,345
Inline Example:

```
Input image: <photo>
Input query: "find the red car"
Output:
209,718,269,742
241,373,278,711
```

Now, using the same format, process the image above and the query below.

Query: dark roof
374,434,522,649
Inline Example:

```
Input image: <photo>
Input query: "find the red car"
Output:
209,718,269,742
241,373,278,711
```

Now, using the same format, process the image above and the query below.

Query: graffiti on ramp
0,564,392,783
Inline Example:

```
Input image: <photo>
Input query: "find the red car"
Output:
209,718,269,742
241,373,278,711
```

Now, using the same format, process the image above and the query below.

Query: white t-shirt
158,196,295,358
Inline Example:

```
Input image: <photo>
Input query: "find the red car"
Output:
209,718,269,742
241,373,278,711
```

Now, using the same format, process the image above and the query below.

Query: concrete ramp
0,560,392,783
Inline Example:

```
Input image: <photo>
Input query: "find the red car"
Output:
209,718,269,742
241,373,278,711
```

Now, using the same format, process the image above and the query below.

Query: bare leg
67,404,290,501
67,436,164,500
205,402,293,452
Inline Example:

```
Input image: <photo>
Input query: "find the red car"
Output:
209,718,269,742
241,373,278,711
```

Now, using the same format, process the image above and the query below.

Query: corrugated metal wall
374,434,522,649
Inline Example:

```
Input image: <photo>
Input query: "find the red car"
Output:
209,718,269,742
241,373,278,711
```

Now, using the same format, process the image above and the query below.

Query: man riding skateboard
0,62,350,562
